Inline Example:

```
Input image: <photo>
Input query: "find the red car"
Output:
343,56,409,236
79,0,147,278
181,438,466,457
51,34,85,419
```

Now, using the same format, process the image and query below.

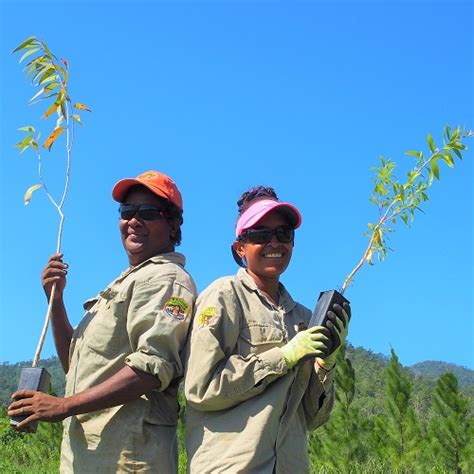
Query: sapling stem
12,36,90,369
340,128,472,295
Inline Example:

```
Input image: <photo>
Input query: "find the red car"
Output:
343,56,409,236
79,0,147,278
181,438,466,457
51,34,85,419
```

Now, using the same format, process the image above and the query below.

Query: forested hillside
1,346,473,472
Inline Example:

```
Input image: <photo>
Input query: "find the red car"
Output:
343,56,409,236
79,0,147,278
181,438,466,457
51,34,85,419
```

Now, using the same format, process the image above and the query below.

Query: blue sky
0,1,472,369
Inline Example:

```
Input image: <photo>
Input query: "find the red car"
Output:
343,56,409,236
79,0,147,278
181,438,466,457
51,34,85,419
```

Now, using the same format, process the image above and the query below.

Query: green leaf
431,159,440,180
17,126,35,133
452,148,462,159
427,133,435,153
12,36,38,54
72,114,83,126
29,87,46,102
404,150,422,158
56,115,64,129
442,151,454,168
444,125,452,142
40,40,54,59
38,67,56,85
18,47,40,64
24,184,42,205
32,65,50,83
426,168,433,186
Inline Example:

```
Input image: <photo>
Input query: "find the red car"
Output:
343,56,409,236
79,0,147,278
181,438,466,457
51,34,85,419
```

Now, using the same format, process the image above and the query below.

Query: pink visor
235,199,302,238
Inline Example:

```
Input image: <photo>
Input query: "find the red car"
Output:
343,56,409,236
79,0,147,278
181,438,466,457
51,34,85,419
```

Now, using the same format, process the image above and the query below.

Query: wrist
279,346,298,369
316,357,335,371
62,395,78,418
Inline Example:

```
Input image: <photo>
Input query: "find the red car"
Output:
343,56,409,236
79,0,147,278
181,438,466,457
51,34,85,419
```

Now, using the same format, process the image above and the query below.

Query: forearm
64,365,159,417
49,297,73,372
186,347,287,411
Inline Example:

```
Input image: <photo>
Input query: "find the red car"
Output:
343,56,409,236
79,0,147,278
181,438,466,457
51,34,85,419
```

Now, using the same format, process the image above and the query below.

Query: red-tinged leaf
60,57,69,68
74,102,92,112
43,127,64,150
24,184,42,205
12,36,38,54
43,103,59,119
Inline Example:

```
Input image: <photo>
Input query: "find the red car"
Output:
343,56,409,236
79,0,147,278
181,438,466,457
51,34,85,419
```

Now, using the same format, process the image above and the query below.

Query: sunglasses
238,226,295,244
119,204,166,221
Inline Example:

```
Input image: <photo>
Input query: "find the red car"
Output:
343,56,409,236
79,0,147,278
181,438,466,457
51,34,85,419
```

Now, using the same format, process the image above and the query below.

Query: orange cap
112,170,183,210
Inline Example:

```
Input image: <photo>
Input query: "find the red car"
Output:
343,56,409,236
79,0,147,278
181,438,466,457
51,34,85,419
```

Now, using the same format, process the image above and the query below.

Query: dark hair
122,185,183,246
237,186,278,215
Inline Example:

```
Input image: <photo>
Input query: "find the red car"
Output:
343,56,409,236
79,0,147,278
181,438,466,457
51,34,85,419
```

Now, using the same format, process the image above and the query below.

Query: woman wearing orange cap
185,186,351,473
9,171,197,473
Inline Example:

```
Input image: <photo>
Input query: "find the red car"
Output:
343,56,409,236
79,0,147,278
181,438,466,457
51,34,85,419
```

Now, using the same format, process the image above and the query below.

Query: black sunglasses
119,204,166,221
238,226,295,244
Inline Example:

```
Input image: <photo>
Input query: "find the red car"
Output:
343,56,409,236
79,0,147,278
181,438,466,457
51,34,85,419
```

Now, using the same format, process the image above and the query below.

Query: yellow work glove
317,303,351,369
280,326,331,369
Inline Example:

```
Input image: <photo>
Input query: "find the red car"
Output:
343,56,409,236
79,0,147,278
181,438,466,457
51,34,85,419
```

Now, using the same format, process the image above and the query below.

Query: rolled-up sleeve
185,285,288,412
124,277,194,392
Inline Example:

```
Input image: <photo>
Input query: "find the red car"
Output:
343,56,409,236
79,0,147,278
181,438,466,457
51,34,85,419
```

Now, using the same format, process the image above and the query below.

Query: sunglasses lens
138,209,163,221
119,205,164,221
276,228,294,243
249,230,272,244
120,205,136,220
241,226,294,244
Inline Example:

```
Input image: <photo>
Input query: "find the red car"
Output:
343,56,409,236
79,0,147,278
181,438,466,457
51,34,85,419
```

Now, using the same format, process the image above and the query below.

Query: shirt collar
118,252,186,280
236,268,297,312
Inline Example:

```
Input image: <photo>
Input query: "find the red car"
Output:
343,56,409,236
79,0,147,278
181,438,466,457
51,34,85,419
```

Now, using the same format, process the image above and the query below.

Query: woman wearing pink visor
185,186,351,473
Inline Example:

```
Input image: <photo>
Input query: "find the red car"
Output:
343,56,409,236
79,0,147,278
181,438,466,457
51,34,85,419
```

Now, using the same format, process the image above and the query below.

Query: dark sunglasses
238,226,295,244
119,204,166,221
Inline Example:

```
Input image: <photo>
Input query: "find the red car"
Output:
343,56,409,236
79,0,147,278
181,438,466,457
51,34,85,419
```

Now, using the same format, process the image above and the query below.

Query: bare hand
42,253,68,300
8,390,70,430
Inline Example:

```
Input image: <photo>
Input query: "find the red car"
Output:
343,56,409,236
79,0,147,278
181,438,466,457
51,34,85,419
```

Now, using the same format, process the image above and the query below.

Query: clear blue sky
0,1,472,369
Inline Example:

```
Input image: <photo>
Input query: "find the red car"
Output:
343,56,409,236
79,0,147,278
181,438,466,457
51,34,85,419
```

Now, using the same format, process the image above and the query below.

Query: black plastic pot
10,367,51,433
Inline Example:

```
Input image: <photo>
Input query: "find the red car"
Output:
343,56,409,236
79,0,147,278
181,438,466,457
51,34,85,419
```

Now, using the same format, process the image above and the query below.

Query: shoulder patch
164,297,190,321
197,307,216,327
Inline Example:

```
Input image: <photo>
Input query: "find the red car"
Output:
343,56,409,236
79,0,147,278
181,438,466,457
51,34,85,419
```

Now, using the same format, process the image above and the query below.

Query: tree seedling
310,126,473,351
10,36,91,431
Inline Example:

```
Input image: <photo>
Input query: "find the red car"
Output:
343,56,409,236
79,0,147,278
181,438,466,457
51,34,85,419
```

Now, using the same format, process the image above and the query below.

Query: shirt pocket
238,322,285,357
83,290,129,358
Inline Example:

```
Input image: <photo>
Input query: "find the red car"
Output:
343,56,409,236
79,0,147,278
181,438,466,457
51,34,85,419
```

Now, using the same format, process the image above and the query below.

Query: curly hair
237,186,278,215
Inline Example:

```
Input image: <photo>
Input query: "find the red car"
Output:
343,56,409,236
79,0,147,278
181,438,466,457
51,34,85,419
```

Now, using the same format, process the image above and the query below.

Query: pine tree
370,348,422,472
316,346,369,471
428,372,472,473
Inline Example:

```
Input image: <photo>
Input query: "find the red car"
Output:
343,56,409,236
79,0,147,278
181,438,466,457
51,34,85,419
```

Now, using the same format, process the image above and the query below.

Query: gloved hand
280,326,331,369
317,302,351,369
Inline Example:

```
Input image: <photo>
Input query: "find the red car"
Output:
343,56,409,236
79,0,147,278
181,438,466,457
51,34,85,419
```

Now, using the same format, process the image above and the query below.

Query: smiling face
233,210,294,282
119,186,176,266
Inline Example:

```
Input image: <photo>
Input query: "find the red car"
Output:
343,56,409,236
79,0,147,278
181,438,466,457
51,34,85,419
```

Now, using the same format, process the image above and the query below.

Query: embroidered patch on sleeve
164,297,190,321
197,307,216,327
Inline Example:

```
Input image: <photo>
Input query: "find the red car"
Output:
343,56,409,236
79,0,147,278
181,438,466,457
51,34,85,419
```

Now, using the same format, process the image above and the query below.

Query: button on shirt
61,252,196,474
184,268,334,474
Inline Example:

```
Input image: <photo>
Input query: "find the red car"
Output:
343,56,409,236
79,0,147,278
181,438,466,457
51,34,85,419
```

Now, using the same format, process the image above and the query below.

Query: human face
119,187,175,266
233,210,293,281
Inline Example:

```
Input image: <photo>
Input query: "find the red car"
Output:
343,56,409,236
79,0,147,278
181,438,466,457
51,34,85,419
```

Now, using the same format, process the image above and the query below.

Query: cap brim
238,202,301,237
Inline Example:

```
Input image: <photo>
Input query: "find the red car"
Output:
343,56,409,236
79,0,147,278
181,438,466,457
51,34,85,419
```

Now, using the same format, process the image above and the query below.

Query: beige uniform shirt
184,268,335,474
61,252,196,474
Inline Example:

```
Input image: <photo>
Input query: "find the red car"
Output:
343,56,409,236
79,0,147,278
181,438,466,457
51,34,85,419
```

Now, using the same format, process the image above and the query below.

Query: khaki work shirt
184,269,335,474
61,252,196,474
